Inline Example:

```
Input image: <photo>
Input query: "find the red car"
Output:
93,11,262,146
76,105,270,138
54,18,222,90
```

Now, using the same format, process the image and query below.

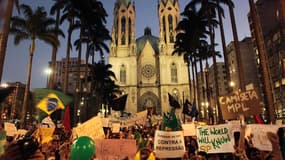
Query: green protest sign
196,124,235,154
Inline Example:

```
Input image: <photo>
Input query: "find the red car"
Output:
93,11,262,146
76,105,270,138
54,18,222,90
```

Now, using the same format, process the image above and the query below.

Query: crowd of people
0,111,284,160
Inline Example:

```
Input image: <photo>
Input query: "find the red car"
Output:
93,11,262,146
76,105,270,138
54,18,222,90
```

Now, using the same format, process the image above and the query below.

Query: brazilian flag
36,93,65,115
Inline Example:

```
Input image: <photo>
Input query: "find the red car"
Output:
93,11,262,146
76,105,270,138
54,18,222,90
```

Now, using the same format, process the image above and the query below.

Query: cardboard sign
17,129,28,136
75,116,105,140
245,124,282,151
196,124,235,154
219,89,261,120
132,110,147,125
182,123,196,136
101,118,110,127
39,127,55,144
4,122,17,137
95,139,136,159
154,130,185,158
112,123,121,133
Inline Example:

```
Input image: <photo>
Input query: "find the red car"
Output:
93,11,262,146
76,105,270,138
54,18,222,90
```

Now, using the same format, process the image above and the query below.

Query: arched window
121,16,126,33
171,63,178,83
128,18,131,45
120,64,126,84
162,16,167,43
170,31,174,43
121,16,126,45
168,14,173,31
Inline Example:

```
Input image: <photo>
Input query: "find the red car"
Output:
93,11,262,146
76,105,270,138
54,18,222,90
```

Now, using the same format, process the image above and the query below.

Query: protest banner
95,139,136,159
245,124,282,151
196,124,235,154
4,122,17,137
154,130,185,158
182,123,196,136
218,89,261,120
75,116,105,140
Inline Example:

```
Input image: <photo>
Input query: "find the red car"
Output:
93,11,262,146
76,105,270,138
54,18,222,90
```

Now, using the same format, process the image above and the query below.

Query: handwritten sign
4,122,17,137
112,123,121,133
154,130,185,158
182,123,196,136
17,129,27,136
196,124,235,154
95,139,136,159
245,124,281,151
219,89,261,120
135,110,147,124
75,116,105,140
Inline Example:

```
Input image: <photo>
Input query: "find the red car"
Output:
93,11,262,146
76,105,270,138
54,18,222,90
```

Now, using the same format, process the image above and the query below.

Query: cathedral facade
109,0,190,114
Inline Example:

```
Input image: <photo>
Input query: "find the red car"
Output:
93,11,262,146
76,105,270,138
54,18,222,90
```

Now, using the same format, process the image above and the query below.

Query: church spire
158,0,180,54
111,0,136,57
160,0,177,5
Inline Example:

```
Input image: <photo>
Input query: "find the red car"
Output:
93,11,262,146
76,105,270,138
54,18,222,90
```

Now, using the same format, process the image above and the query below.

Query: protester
0,142,44,160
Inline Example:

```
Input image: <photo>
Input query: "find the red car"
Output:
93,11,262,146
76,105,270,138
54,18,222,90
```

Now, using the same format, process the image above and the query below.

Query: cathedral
108,0,190,115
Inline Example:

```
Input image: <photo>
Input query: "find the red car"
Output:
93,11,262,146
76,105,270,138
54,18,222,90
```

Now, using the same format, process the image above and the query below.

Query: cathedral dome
116,0,132,6
136,27,159,55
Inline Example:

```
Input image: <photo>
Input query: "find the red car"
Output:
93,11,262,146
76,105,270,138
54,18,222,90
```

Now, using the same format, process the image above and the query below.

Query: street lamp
0,82,8,88
44,68,52,88
229,81,235,88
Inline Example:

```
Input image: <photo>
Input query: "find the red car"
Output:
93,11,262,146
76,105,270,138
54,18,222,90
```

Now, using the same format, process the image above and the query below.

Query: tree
88,61,120,110
59,0,79,94
49,0,65,89
173,5,209,101
0,0,19,83
9,4,64,124
187,0,227,123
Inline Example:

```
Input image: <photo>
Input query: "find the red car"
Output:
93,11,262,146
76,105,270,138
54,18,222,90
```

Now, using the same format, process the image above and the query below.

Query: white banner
196,124,235,154
154,130,185,158
245,124,282,151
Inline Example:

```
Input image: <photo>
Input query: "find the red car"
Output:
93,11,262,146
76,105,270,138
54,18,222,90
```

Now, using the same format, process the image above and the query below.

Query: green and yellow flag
36,93,65,115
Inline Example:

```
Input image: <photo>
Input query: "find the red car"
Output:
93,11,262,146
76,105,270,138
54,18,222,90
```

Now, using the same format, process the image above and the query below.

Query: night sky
2,0,251,89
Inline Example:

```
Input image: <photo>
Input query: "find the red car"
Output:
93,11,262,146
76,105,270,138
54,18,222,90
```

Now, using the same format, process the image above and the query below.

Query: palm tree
9,4,63,124
174,5,209,100
60,0,79,94
216,0,230,92
225,0,245,90
49,0,65,89
71,0,110,95
88,61,120,110
0,0,19,83
188,0,227,123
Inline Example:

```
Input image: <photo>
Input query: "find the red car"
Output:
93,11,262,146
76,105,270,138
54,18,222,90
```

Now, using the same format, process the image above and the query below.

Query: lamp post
229,81,236,92
44,68,52,88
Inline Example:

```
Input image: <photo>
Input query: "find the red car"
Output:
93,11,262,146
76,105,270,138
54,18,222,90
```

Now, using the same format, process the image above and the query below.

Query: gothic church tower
109,0,190,115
